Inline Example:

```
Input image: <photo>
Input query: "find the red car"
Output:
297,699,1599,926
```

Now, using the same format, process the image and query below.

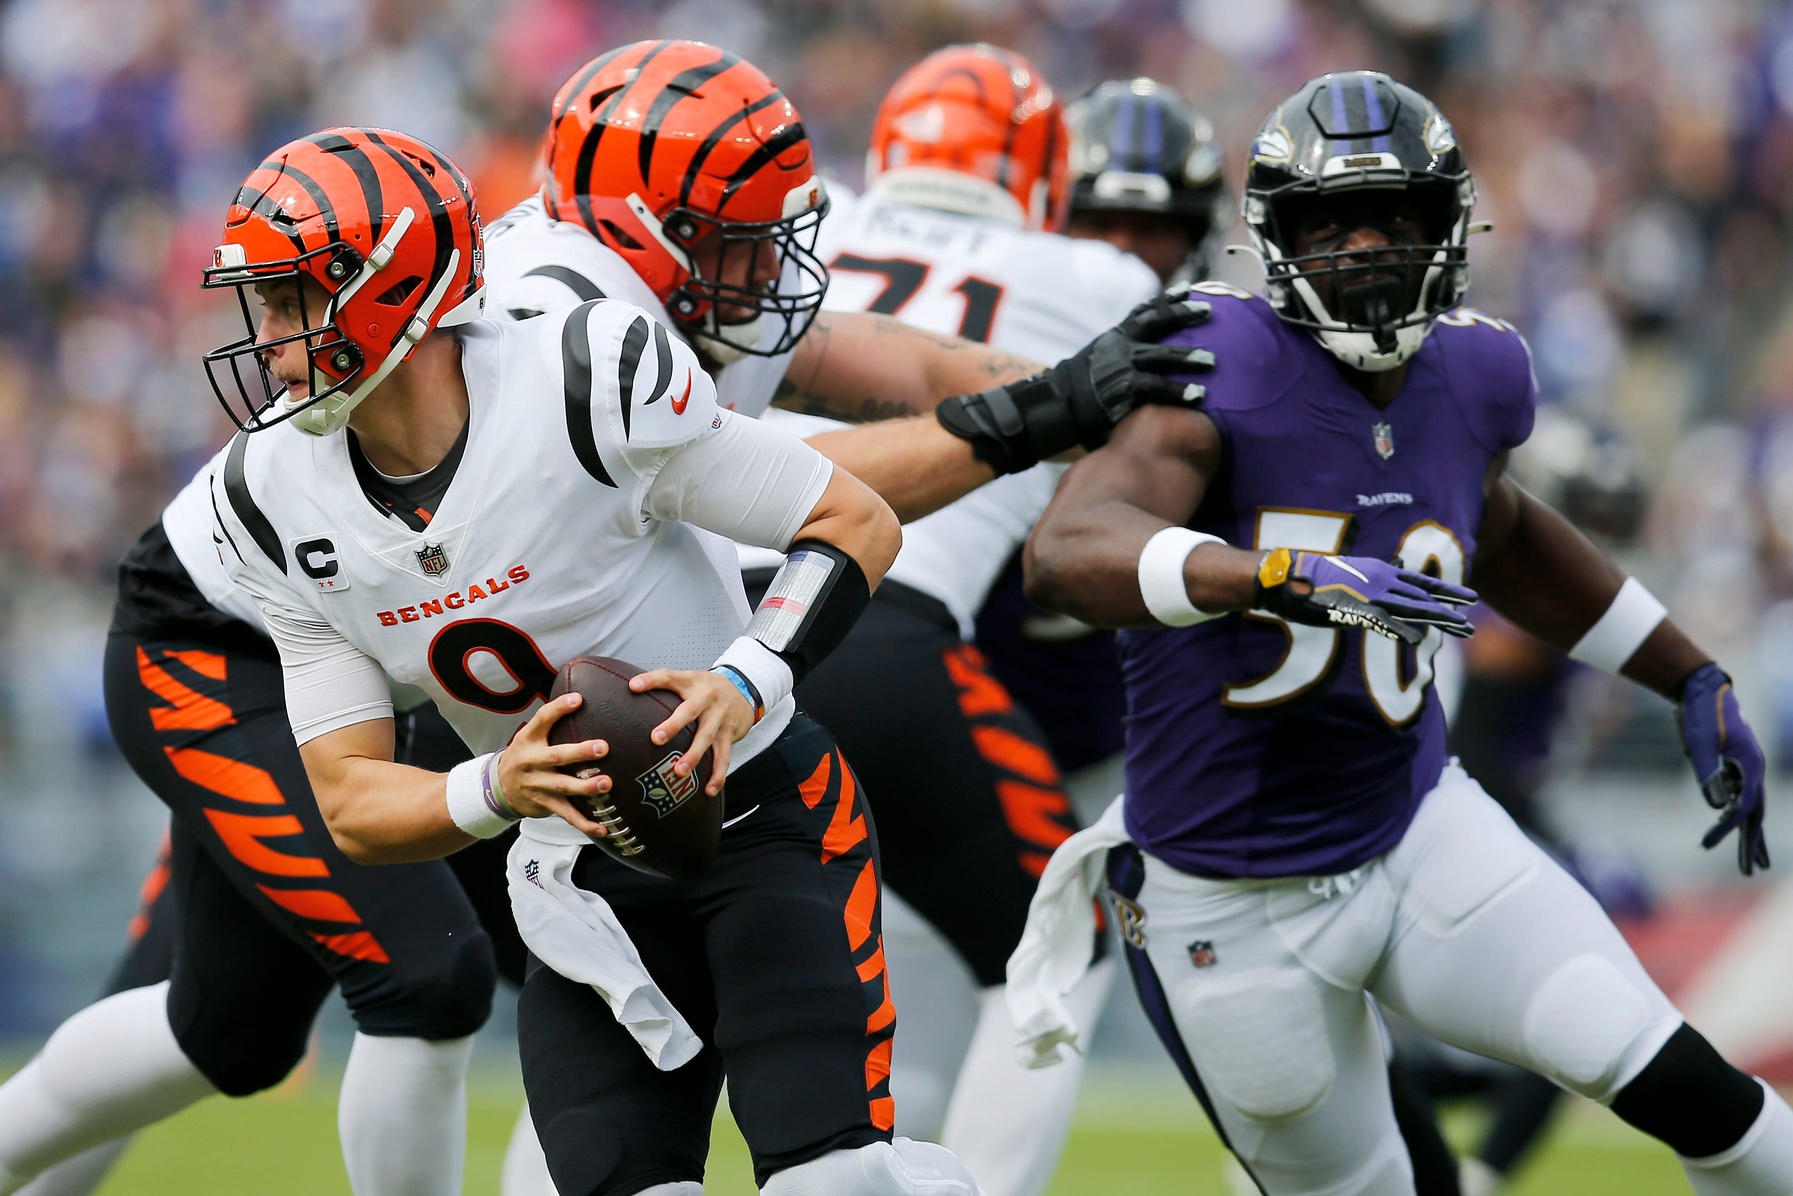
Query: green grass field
74,1059,1694,1194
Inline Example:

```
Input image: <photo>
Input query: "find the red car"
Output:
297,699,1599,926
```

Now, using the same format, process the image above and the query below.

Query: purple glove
1254,549,1477,646
1677,662,1770,876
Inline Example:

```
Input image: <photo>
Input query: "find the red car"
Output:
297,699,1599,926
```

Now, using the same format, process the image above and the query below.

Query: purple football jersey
1119,287,1537,878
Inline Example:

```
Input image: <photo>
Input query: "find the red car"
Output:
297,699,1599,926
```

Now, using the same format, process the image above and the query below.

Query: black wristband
935,374,1086,476
936,389,1023,475
745,538,873,685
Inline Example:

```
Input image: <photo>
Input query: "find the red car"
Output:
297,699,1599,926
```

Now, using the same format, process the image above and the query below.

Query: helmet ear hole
598,219,645,252
375,276,423,306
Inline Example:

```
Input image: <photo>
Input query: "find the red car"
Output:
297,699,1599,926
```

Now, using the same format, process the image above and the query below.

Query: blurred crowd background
0,0,1790,1034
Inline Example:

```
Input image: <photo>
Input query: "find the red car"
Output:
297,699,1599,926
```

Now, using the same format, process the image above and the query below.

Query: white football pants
1125,765,1683,1196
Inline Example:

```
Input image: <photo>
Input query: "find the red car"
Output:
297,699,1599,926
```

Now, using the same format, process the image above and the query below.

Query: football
546,656,722,881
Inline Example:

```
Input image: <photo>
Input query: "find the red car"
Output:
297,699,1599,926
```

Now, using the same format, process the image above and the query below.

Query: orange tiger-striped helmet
542,40,828,360
202,127,486,435
867,44,1069,232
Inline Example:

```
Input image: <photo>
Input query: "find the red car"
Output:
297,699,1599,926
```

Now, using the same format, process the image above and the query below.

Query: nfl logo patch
1372,421,1395,460
415,543,450,577
1188,940,1217,968
637,751,699,818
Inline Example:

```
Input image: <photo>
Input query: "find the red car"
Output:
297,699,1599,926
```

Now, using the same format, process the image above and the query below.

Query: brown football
546,656,722,881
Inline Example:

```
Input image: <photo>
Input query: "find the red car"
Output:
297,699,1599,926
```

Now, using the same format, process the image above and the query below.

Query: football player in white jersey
0,437,548,1196
192,125,1002,1196
475,40,1215,1196
479,40,1215,524
0,157,520,1196
729,45,1160,1196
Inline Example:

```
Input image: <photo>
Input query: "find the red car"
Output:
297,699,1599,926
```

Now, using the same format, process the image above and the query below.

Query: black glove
936,283,1215,475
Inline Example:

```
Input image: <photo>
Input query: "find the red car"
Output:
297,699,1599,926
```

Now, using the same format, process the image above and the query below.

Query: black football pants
102,630,497,1095
747,577,1090,986
521,715,893,1195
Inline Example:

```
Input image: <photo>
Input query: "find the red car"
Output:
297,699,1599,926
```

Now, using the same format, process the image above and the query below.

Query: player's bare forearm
775,311,1040,422
1026,407,1256,627
790,466,902,586
1473,474,1709,697
304,701,620,861
805,417,998,522
300,720,475,864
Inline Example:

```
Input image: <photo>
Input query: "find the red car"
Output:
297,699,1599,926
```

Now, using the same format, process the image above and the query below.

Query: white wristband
712,635,795,716
1138,527,1228,627
446,752,518,839
1569,576,1667,674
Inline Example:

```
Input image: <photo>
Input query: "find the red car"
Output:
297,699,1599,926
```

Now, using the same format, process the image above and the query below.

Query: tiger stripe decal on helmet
541,40,828,360
202,126,486,435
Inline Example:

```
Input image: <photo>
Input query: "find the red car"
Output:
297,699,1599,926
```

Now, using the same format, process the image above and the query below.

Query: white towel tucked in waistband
507,820,703,1070
1004,794,1131,1069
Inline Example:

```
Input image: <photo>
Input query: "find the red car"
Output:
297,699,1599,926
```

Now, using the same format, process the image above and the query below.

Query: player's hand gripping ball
1254,549,1476,646
1677,662,1771,876
547,657,723,881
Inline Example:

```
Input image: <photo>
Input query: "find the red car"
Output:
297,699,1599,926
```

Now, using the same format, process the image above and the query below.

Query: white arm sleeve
643,409,834,550
256,602,394,745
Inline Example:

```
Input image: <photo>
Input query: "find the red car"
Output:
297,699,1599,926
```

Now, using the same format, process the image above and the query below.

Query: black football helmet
1509,406,1646,547
1244,71,1476,372
1064,79,1229,282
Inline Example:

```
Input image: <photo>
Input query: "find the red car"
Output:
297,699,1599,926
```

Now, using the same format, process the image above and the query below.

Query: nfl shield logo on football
1372,421,1395,460
1188,940,1218,968
638,751,699,818
415,543,450,577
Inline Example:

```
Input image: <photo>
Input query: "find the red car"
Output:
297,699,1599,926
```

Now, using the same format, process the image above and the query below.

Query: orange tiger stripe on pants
942,643,1078,876
138,646,390,963
800,747,896,1131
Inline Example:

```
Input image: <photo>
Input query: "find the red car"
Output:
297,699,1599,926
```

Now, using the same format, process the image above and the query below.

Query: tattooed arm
772,311,1040,422
763,313,1036,520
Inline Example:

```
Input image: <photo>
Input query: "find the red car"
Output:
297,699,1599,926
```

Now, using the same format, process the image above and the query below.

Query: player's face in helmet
1065,210,1196,285
251,276,335,402
685,223,785,328
1278,188,1448,352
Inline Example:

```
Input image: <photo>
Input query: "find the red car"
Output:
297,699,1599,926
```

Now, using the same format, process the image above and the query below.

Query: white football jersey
212,300,794,770
743,189,1162,635
158,191,801,639
482,194,794,418
162,448,267,630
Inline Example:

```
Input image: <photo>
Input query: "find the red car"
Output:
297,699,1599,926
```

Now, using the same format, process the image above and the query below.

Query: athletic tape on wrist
446,752,518,839
1138,526,1229,626
713,636,794,719
1570,576,1668,674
